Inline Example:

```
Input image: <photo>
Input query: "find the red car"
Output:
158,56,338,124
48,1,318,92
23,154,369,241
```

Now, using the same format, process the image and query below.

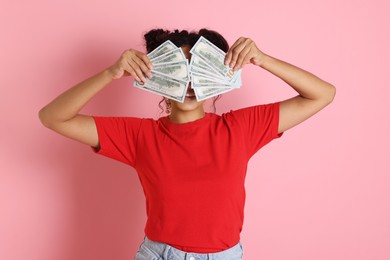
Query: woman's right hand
108,49,153,82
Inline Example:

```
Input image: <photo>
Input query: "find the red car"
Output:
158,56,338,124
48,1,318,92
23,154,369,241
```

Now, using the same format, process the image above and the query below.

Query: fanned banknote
190,36,241,82
147,40,177,60
152,60,189,81
189,36,242,100
134,70,189,102
133,37,242,102
134,41,190,103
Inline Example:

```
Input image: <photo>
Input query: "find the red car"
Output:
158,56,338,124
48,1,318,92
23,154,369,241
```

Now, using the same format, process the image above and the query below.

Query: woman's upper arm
278,93,334,134
42,114,99,148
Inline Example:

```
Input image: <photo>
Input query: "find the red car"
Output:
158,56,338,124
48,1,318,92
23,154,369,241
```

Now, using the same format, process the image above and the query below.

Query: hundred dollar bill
151,48,186,64
231,70,242,88
190,55,226,81
190,55,228,82
191,72,231,86
152,60,189,81
134,70,189,103
147,40,177,60
189,66,226,82
194,86,234,101
215,70,241,88
192,79,236,88
190,68,242,88
190,36,240,81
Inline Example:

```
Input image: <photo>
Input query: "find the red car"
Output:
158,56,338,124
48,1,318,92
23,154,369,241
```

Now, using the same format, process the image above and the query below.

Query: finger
124,64,142,82
229,42,247,69
225,38,244,65
122,70,131,77
137,52,153,71
126,66,142,82
130,57,151,82
233,46,251,71
242,53,254,67
120,57,142,81
128,60,147,82
235,52,255,71
121,50,148,81
133,55,152,78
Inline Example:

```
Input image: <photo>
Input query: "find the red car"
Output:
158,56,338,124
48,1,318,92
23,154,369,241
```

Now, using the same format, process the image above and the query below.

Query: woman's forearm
38,48,152,147
39,69,113,127
258,54,336,103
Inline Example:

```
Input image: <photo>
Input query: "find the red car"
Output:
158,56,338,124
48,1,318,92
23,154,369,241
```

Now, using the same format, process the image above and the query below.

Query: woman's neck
168,109,205,124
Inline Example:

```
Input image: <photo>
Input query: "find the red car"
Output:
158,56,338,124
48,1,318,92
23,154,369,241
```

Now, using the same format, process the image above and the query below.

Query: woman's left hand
224,37,266,71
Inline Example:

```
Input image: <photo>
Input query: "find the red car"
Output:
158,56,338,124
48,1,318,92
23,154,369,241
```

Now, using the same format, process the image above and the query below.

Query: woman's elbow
325,84,336,105
38,107,52,128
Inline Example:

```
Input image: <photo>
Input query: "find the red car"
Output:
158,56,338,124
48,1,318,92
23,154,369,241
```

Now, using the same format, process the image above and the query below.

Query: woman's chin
171,98,205,112
184,96,198,103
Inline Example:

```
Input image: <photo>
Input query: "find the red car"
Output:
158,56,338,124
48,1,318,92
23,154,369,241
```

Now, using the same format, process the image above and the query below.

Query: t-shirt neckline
160,113,212,132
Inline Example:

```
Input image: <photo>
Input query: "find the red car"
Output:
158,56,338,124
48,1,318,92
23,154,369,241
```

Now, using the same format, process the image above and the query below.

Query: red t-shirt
92,102,283,253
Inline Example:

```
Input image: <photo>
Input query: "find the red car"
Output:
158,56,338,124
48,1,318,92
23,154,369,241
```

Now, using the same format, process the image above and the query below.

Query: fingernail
230,62,235,69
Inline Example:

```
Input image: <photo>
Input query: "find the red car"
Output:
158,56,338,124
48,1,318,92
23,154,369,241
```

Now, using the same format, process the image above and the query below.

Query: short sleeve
224,102,283,158
92,116,142,167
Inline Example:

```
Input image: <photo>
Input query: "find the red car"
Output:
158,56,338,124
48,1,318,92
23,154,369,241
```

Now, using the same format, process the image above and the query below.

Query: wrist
257,52,271,68
103,68,117,81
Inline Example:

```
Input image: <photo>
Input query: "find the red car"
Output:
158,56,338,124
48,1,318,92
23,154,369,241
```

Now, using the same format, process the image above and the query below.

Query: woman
39,28,335,259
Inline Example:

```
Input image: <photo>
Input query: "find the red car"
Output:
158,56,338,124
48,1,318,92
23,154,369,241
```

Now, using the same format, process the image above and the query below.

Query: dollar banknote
193,86,234,101
134,37,242,102
190,36,241,82
190,56,226,80
151,48,186,64
152,60,189,81
191,71,241,88
147,40,177,60
134,70,189,103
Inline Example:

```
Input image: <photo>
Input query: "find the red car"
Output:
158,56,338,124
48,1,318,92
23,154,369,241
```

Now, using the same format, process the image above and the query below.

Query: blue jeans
135,236,243,260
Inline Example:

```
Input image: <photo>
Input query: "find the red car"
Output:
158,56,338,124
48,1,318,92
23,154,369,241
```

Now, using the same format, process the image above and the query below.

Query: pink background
1,0,389,259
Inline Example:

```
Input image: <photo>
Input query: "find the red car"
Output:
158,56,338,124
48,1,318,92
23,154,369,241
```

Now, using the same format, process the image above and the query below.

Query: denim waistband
136,236,243,260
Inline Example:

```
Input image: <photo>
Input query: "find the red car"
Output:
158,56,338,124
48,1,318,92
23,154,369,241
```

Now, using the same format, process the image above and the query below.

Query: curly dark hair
143,28,229,114
144,28,229,53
